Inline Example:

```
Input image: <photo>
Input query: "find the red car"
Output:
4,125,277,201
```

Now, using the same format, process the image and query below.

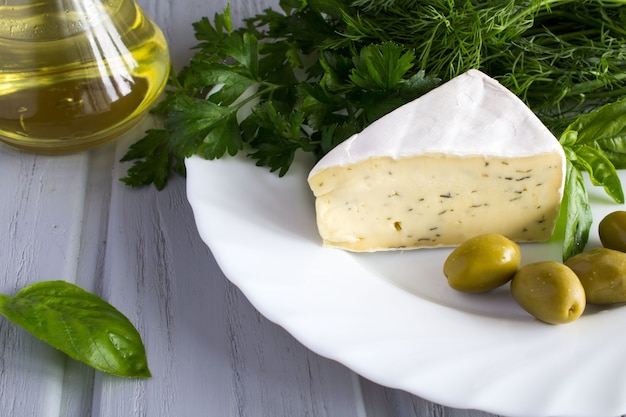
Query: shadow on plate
352,241,565,320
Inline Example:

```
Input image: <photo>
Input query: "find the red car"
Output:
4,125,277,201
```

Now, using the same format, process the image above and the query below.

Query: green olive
443,233,521,293
510,261,585,324
565,247,626,304
599,210,626,252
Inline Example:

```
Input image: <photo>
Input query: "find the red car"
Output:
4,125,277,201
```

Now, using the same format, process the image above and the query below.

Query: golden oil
0,0,170,153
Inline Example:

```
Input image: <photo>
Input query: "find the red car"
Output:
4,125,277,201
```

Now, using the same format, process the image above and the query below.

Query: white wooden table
0,1,570,416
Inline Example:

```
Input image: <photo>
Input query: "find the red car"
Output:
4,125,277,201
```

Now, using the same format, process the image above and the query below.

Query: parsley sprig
121,0,626,259
120,0,440,188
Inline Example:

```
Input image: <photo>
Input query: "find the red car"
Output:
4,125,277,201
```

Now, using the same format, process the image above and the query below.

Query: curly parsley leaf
350,42,415,91
245,104,309,176
190,61,257,106
192,4,233,50
198,110,243,159
120,128,172,190
120,4,439,189
166,95,241,159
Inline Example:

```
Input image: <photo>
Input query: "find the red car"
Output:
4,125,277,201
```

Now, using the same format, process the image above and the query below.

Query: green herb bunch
121,0,626,259
343,0,626,132
121,0,441,186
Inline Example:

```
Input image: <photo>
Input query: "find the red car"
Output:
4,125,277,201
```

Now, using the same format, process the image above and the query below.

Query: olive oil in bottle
0,0,170,153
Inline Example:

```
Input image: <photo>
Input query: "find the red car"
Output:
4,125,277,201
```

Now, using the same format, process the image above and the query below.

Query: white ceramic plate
186,152,626,417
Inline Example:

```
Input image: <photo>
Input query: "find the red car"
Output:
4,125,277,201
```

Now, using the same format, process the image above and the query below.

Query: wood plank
0,0,526,415
89,120,362,416
137,0,281,69
0,144,93,417
359,377,499,417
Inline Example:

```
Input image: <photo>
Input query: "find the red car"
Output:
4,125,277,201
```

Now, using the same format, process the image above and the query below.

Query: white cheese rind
309,69,564,176
307,70,566,252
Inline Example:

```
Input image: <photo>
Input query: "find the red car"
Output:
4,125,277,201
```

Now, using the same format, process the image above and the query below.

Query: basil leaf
557,99,626,259
0,281,151,378
563,98,626,146
560,161,593,260
595,136,626,169
560,98,626,183
192,4,233,53
569,144,624,204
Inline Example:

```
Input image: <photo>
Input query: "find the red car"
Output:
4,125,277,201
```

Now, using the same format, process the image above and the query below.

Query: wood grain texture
88,119,362,417
138,0,281,69
0,0,511,416
0,144,92,417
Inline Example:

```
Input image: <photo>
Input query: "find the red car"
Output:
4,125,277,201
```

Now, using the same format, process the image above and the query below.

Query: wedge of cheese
307,69,566,252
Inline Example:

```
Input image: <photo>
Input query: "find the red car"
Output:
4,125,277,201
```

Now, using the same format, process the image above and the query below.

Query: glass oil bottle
0,0,170,153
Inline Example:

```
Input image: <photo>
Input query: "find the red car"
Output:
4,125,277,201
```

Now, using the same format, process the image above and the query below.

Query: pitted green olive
599,210,626,252
565,247,626,304
510,261,585,324
443,233,521,293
